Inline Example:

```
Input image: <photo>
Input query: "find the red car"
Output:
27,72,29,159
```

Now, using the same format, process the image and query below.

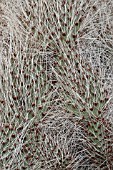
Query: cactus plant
52,53,113,169
0,41,56,169
0,0,113,170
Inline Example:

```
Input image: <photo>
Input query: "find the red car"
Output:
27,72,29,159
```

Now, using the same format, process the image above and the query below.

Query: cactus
0,42,55,169
52,54,113,169
0,0,113,170
35,112,89,170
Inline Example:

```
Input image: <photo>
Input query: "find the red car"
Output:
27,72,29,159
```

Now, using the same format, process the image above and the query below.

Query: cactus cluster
0,48,56,169
53,53,113,169
0,0,113,170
